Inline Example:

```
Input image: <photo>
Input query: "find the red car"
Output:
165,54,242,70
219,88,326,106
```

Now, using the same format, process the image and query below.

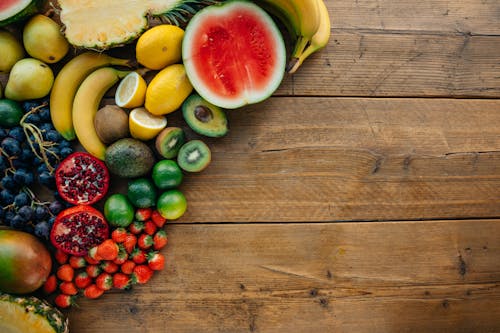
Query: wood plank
68,221,500,333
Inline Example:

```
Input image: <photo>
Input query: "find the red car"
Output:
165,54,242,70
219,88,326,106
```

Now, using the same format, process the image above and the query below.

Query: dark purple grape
0,128,7,140
13,192,30,207
39,107,50,122
39,123,53,132
13,169,34,186
0,155,7,170
11,159,28,169
1,137,21,156
34,221,50,239
60,147,73,158
39,171,55,189
17,205,33,221
48,200,63,214
34,205,49,220
25,113,41,124
10,214,26,229
7,127,25,142
1,175,17,190
22,101,38,112
45,130,62,142
0,189,14,206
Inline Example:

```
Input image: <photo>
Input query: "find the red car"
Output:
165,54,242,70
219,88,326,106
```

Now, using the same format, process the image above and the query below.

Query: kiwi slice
155,127,186,159
177,140,211,172
182,94,228,137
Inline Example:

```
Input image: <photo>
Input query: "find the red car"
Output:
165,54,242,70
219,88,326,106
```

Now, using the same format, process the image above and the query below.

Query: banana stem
287,36,310,72
287,42,321,74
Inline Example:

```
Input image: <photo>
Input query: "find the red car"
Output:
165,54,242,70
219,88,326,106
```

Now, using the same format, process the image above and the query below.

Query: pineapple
0,292,69,333
57,0,214,49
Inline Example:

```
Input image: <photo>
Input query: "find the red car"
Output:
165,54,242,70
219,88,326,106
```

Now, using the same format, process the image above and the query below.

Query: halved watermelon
182,1,286,109
0,0,43,27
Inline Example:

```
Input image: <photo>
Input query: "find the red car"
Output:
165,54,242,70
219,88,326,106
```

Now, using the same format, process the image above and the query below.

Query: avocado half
182,93,228,138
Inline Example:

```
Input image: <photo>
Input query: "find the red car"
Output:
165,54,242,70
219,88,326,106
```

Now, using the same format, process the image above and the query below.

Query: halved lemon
129,107,167,141
115,71,147,108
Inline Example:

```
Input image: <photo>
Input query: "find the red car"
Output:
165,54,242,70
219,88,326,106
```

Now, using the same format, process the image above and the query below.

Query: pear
23,15,69,64
0,30,24,73
5,58,54,101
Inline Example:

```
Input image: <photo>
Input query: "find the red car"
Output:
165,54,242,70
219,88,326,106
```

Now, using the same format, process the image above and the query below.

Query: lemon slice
115,71,147,108
129,107,167,141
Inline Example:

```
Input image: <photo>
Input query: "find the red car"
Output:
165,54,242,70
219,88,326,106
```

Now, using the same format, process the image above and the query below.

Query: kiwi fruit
177,140,211,172
155,127,185,159
94,105,129,144
182,94,228,137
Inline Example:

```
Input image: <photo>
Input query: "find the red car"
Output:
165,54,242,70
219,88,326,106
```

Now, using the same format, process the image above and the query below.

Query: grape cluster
0,99,74,240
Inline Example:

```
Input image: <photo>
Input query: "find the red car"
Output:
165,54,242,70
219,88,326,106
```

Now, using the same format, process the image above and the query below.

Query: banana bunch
256,0,331,74
50,52,132,159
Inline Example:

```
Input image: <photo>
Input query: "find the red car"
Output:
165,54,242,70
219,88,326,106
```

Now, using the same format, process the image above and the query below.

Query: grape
34,205,49,220
1,175,17,190
22,101,38,112
17,205,33,221
39,123,53,132
8,127,25,142
60,147,73,158
34,221,50,239
39,171,55,189
13,192,30,207
10,214,26,229
0,189,14,205
1,137,22,156
46,130,62,142
12,159,29,169
13,169,34,186
25,113,41,125
39,108,50,122
48,200,63,215
0,155,7,170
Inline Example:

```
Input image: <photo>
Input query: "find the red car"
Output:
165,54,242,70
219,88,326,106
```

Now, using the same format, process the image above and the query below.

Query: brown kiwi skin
155,127,186,159
94,105,129,144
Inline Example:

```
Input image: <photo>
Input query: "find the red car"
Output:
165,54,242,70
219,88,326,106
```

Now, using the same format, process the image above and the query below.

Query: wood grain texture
68,221,500,333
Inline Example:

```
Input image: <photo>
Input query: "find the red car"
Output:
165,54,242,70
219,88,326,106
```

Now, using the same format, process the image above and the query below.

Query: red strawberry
59,281,78,295
69,255,87,269
75,271,92,289
83,284,104,299
138,234,153,250
54,249,69,265
153,230,168,250
96,239,119,261
111,227,128,243
95,272,113,291
87,246,103,261
43,274,58,294
131,265,153,284
113,272,131,290
120,260,136,275
123,234,137,254
135,208,152,221
147,252,165,271
144,220,157,235
101,261,119,274
86,264,102,278
113,245,128,265
130,248,147,264
129,221,144,234
56,264,74,282
55,294,75,308
151,210,166,228
84,255,100,265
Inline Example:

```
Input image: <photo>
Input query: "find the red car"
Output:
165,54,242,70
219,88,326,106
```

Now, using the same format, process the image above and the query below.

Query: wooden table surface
4,0,500,332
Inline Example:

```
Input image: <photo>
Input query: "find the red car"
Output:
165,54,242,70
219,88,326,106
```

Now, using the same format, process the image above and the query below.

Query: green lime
157,189,187,220
104,193,134,227
152,159,183,190
127,178,157,208
0,99,23,128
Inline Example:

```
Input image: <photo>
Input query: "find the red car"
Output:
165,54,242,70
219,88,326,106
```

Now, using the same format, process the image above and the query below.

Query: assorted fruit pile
0,0,330,330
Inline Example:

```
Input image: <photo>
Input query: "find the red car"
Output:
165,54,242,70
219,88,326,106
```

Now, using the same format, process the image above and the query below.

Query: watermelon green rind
182,0,286,109
0,0,44,27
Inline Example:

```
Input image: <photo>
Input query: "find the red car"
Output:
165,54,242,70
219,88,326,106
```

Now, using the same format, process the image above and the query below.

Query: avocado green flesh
182,94,228,137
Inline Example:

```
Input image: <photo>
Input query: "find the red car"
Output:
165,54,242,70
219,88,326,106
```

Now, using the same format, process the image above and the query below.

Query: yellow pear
23,15,69,64
0,30,24,73
5,58,54,101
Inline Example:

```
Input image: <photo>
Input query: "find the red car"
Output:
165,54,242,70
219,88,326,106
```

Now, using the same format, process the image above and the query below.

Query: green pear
5,58,54,101
23,14,69,64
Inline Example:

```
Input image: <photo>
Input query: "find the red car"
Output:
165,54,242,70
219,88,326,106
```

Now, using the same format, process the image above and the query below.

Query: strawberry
113,272,131,290
75,271,92,289
120,260,136,275
57,264,74,282
69,255,87,269
111,227,128,243
101,261,119,274
153,230,168,250
95,272,113,291
83,284,104,299
54,249,69,265
123,234,137,254
151,210,166,228
87,246,103,261
130,248,147,264
55,294,75,308
144,220,157,235
59,281,78,295
84,254,100,265
96,239,119,261
131,265,153,284
43,274,58,294
135,208,152,221
113,245,128,265
86,264,102,279
128,221,144,234
147,251,165,271
138,234,153,250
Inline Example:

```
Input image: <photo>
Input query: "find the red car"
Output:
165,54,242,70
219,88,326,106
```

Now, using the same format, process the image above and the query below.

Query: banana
287,0,330,74
288,0,321,59
72,67,130,160
50,52,133,141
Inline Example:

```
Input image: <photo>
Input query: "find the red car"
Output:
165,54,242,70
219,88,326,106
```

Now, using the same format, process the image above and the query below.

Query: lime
104,193,135,227
127,178,157,208
157,189,187,220
0,99,24,128
152,160,183,190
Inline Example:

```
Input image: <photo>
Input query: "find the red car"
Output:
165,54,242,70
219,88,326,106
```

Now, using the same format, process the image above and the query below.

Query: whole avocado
105,138,155,178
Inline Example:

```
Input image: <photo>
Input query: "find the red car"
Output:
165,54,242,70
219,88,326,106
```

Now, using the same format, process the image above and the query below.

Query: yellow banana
50,52,133,141
288,0,330,73
288,0,321,59
256,0,301,39
72,67,130,160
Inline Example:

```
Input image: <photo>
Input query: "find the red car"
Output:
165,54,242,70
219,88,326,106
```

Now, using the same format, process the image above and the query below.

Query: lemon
129,107,167,141
115,71,147,108
145,64,193,115
136,25,184,70
0,30,24,73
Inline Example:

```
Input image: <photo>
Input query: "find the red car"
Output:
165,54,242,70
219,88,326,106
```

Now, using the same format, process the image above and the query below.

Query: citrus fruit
152,160,183,190
145,64,193,115
127,178,157,208
104,194,134,227
0,30,24,73
129,107,167,141
157,189,187,220
0,99,24,128
115,71,147,108
136,24,184,70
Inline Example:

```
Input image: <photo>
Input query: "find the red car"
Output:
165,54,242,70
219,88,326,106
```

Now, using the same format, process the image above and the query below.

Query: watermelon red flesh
0,0,41,27
183,1,286,109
